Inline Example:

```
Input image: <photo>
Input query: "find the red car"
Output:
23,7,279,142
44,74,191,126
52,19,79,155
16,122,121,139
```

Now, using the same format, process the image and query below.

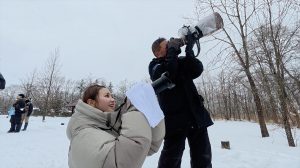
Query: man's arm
14,100,21,111
182,56,204,79
181,36,204,79
149,60,164,81
164,48,179,80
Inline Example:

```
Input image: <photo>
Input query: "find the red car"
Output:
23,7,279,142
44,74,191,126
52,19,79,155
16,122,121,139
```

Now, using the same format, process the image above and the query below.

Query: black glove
168,38,184,50
167,38,184,56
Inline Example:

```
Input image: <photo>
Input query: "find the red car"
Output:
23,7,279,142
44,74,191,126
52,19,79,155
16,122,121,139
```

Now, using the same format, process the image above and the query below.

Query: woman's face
91,88,116,112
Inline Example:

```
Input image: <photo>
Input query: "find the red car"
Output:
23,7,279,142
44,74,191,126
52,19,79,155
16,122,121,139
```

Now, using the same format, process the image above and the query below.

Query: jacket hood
66,99,119,140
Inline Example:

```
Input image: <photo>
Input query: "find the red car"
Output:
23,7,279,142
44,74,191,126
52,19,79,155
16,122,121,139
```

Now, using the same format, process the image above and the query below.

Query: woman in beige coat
66,84,165,168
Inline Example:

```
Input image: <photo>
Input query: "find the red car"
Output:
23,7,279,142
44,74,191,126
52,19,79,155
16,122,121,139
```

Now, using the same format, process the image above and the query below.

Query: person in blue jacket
7,106,15,117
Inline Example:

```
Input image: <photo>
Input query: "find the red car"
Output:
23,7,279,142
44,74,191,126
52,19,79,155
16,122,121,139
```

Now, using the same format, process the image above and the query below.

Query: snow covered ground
0,115,299,168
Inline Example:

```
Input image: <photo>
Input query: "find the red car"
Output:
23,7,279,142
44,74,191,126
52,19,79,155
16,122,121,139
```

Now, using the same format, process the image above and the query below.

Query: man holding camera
148,34,213,168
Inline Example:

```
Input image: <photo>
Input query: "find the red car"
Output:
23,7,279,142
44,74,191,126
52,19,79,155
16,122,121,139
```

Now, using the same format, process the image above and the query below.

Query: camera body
151,72,175,94
171,12,224,57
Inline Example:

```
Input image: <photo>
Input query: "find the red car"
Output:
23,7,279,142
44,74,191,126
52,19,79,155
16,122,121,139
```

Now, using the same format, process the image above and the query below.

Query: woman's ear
87,99,95,107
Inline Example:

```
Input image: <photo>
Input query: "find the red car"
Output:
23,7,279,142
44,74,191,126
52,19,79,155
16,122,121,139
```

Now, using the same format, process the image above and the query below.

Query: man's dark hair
152,37,166,56
18,94,25,98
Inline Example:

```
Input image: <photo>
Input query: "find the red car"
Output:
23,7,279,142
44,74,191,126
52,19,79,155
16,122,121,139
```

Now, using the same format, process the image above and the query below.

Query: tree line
0,48,133,122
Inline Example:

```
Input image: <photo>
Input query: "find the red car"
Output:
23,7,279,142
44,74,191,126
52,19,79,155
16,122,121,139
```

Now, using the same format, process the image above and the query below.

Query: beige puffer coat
66,99,165,168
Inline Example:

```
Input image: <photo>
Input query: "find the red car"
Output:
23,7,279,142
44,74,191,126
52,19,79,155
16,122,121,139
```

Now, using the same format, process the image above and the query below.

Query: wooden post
221,141,230,149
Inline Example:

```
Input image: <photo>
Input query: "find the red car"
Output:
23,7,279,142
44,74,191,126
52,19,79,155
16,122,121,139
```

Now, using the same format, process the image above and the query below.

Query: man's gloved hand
167,38,184,56
168,38,184,50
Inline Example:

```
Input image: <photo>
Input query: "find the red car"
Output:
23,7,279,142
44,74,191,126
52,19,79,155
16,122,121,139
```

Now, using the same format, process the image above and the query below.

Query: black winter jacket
0,73,5,89
149,48,213,130
13,99,26,117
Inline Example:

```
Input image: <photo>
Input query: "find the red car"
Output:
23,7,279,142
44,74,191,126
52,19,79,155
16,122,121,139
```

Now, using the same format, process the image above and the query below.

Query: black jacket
13,99,26,117
0,73,5,89
149,48,213,130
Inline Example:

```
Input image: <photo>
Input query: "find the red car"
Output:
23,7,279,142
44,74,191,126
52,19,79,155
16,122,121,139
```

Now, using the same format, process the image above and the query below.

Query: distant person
7,106,15,118
21,98,33,131
8,94,26,133
148,36,213,168
66,84,165,168
0,73,5,90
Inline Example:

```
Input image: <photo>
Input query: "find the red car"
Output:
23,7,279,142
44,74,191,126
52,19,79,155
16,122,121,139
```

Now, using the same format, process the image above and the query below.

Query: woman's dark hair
152,37,166,56
82,84,106,103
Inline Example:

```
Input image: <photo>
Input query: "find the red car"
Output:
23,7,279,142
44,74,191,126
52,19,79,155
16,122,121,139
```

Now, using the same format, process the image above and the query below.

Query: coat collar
74,99,119,126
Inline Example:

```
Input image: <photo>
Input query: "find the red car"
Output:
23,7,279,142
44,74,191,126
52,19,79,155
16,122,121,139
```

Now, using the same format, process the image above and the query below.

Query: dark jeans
9,115,22,132
158,126,212,168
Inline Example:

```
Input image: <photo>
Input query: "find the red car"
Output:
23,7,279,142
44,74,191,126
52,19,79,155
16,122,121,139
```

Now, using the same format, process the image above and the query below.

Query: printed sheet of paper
126,82,164,127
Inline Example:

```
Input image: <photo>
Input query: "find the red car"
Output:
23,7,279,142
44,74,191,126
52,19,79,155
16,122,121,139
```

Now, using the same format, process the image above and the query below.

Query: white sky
0,0,200,86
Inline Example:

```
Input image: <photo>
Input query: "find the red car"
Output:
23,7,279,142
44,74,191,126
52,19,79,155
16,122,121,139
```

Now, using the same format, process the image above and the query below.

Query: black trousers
9,115,22,132
158,126,212,168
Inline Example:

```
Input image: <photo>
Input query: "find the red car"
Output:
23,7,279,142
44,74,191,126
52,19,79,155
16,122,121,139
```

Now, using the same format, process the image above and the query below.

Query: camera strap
103,97,128,135
195,40,200,57
195,26,203,38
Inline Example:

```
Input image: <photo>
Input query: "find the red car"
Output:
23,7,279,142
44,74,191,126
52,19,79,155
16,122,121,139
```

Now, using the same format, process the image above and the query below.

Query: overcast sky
0,0,213,86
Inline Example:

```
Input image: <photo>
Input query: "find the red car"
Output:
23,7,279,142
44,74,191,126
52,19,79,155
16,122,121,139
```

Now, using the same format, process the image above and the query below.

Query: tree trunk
244,88,251,121
256,55,279,123
210,85,216,119
245,69,269,137
228,91,233,120
278,89,296,146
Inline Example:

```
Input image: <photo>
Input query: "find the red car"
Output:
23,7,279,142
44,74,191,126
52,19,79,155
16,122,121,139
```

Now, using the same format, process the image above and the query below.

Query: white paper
126,82,164,127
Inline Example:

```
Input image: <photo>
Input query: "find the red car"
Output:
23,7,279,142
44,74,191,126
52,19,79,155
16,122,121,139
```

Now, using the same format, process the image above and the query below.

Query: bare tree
197,0,270,137
250,0,300,146
21,69,37,98
38,48,62,121
198,73,217,119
